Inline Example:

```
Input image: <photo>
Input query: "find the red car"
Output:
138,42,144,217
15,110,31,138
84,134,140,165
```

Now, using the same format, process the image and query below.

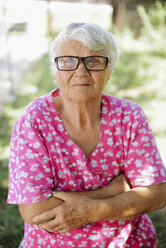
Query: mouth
73,84,91,87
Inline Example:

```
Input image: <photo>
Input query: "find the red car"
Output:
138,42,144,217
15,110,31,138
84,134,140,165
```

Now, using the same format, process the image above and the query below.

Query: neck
57,94,102,130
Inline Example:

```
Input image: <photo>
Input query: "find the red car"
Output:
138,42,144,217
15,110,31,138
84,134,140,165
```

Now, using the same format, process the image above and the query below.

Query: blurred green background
0,0,166,247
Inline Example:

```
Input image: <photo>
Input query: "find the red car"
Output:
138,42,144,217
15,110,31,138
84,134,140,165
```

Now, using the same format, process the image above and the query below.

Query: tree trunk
111,0,127,29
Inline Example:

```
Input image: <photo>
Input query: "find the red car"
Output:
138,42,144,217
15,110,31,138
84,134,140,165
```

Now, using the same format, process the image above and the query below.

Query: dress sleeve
123,105,166,187
7,113,53,204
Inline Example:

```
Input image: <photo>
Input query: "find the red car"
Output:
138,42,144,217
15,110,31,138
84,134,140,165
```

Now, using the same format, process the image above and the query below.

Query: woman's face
55,39,111,102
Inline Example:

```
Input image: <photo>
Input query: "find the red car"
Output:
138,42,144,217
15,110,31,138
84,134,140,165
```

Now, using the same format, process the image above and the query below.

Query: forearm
19,173,130,225
76,173,131,199
19,196,64,225
94,182,166,222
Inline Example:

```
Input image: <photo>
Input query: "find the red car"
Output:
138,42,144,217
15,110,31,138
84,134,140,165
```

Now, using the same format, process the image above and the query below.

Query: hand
113,173,132,193
33,191,97,234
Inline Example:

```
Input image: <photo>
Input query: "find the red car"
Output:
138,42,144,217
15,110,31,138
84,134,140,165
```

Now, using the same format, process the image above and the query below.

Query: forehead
57,39,105,57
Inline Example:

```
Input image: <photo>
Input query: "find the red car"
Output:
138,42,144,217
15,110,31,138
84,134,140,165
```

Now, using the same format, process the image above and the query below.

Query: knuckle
45,213,49,219
63,223,68,229
60,214,66,223
43,211,50,219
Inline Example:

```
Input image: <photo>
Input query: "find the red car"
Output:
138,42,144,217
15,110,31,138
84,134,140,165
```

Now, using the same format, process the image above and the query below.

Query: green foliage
0,112,12,148
148,1,166,27
137,1,166,53
23,53,55,98
148,210,166,248
0,188,24,248
105,1,166,138
0,53,55,153
105,50,155,101
105,48,163,104
139,1,166,29
0,166,8,183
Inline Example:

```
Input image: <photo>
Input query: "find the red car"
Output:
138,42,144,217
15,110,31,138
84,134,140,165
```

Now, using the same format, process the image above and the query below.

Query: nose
75,59,89,74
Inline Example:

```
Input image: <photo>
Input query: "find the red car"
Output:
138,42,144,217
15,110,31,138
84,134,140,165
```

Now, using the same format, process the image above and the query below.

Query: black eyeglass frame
54,56,109,71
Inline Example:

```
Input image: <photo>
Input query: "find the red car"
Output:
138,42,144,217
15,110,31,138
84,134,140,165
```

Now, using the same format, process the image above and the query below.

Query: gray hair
50,22,119,75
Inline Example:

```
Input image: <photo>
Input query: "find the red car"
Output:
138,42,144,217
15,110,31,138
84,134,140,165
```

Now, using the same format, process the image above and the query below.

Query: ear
107,72,111,82
105,68,111,84
55,71,60,86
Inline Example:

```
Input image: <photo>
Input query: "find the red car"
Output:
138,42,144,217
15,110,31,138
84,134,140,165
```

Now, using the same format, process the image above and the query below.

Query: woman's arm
33,182,166,234
19,173,131,225
18,196,63,225
81,173,131,199
95,182,166,221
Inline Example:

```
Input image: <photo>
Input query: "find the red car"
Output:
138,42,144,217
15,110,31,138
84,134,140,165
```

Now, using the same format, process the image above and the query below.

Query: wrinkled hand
33,191,97,234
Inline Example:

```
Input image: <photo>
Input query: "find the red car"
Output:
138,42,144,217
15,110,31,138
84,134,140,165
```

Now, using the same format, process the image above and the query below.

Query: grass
148,210,166,248
0,166,24,248
0,188,24,248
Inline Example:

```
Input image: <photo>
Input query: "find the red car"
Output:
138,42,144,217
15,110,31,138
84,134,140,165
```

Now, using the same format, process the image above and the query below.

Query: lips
73,84,90,86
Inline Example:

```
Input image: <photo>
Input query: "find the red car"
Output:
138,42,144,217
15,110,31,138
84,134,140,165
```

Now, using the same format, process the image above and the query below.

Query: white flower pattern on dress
7,88,166,248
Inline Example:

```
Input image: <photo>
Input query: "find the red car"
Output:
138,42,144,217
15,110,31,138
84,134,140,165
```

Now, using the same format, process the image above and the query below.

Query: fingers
48,227,66,234
48,224,66,233
53,191,69,201
38,218,58,230
38,218,68,234
33,208,56,224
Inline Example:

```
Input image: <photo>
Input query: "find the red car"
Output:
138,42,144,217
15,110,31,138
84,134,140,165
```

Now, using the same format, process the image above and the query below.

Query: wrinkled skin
32,174,132,233
33,192,97,234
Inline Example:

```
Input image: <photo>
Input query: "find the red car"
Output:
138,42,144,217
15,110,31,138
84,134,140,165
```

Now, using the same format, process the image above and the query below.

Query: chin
68,87,97,102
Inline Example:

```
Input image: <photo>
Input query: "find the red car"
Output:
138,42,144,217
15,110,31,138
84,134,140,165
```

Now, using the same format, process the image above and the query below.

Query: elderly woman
8,23,166,248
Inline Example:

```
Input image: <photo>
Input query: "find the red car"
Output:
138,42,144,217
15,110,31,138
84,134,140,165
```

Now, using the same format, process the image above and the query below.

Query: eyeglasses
54,56,108,71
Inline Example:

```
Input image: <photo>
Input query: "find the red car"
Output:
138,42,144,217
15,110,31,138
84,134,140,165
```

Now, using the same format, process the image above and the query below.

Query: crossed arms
19,174,166,234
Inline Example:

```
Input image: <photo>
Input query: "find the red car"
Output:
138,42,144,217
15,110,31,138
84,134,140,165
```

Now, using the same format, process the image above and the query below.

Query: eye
60,58,74,65
87,58,99,64
86,57,103,68
65,58,75,64
57,57,78,70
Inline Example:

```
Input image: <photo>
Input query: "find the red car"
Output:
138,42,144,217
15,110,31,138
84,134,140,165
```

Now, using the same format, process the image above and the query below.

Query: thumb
52,191,69,201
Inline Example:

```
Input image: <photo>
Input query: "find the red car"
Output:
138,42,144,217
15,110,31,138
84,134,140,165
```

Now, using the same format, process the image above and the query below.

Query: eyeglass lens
56,56,108,71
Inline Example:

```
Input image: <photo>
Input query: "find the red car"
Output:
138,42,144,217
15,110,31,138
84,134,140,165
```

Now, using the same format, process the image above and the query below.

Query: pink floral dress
8,88,166,248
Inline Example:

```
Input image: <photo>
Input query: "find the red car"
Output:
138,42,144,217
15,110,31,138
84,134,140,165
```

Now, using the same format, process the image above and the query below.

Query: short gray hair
50,22,119,75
